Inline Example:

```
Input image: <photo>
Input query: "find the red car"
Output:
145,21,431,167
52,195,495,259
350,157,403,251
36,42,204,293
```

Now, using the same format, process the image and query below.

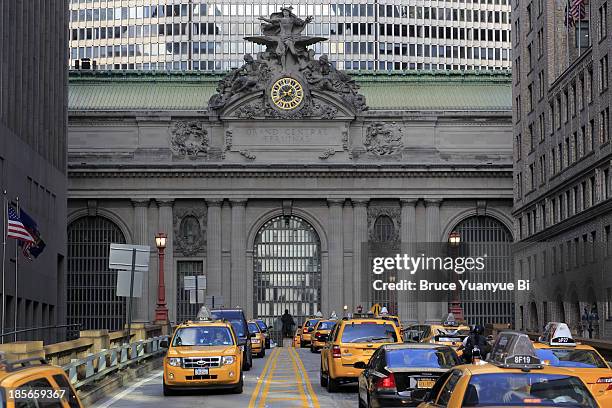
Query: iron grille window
371,215,398,314
455,216,513,327
253,216,321,328
67,216,126,332
176,260,204,323
373,215,395,242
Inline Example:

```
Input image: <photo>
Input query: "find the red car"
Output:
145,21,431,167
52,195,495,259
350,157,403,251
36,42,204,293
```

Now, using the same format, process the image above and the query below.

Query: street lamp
448,231,461,247
447,231,464,321
155,232,169,322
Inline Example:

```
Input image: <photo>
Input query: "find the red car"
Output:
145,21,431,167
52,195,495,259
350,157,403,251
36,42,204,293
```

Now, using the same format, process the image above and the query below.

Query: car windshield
317,321,336,330
256,320,268,331
387,348,460,369
463,373,598,407
305,319,318,327
535,349,608,368
248,322,260,334
172,327,234,347
210,311,247,338
341,323,398,343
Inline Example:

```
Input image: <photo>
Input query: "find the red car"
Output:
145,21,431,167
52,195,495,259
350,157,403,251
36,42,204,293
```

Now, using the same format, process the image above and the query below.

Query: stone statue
207,8,367,115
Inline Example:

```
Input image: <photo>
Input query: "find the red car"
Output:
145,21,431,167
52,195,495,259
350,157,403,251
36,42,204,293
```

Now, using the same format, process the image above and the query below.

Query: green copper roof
68,70,511,112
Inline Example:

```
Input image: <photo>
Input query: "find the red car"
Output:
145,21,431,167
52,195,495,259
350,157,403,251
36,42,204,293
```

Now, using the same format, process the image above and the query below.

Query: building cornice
67,164,512,179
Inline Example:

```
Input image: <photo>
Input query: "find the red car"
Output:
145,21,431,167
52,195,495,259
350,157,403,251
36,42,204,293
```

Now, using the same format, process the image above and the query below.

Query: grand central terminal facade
65,11,514,331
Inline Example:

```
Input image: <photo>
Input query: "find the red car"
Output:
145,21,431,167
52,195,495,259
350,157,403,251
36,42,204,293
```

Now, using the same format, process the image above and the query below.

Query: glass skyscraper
68,0,512,71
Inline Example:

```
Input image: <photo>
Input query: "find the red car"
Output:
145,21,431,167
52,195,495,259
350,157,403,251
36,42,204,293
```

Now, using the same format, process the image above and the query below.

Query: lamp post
448,231,464,321
154,232,168,322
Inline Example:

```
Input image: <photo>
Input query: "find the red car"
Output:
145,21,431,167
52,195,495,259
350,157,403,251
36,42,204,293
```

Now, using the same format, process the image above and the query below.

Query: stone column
230,199,247,309
352,199,369,310
157,200,174,323
327,199,345,315
343,201,354,310
221,201,232,306
425,198,443,323
399,199,418,323
131,200,150,323
206,199,223,307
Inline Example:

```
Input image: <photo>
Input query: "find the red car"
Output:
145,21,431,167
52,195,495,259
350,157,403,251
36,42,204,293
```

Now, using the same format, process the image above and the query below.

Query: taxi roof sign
442,312,459,327
196,305,212,321
489,331,543,370
539,322,576,347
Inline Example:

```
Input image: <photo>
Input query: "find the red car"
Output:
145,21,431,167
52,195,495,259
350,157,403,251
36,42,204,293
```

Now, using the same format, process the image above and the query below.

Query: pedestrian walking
281,309,295,338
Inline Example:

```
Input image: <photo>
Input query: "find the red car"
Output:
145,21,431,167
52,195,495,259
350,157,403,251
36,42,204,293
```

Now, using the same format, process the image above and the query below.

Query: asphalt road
90,344,358,408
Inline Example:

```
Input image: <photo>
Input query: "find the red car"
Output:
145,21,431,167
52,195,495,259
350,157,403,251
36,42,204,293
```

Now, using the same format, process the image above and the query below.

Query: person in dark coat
462,325,491,363
281,309,295,338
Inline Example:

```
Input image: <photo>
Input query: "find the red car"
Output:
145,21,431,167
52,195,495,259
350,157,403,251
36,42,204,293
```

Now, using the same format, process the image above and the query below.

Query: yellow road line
248,347,278,408
288,346,309,407
291,347,321,408
258,347,281,408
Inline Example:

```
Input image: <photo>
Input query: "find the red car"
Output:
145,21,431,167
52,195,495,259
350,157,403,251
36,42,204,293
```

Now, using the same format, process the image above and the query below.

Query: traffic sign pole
126,248,136,344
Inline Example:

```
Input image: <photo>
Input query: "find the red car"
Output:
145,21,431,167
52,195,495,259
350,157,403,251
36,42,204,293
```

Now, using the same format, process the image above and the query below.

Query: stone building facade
512,0,612,337
66,13,514,329
0,0,68,341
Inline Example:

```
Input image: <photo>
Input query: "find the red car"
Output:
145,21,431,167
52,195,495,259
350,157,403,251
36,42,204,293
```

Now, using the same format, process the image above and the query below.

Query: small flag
570,0,585,24
18,209,46,259
7,206,35,243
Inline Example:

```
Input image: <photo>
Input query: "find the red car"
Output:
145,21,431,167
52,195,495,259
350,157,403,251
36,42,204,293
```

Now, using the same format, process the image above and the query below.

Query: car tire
232,375,244,394
300,340,306,348
162,382,175,397
326,376,339,393
243,352,252,371
265,340,271,349
320,359,328,387
310,345,316,353
258,348,265,358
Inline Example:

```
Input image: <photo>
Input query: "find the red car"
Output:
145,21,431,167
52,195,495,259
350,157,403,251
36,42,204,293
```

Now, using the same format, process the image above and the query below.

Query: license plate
194,368,209,375
417,379,436,389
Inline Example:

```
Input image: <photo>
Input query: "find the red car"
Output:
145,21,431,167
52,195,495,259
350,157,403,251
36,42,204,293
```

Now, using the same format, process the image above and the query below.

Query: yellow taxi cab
0,357,82,407
299,317,321,348
320,317,402,392
162,307,243,396
310,319,337,353
405,315,470,350
247,320,266,358
416,331,600,408
533,322,612,406
376,307,403,332
292,328,302,348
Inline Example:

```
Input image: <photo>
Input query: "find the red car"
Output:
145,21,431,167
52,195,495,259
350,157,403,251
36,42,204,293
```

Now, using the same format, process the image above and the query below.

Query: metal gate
67,216,126,332
176,260,204,324
253,216,321,328
454,216,513,327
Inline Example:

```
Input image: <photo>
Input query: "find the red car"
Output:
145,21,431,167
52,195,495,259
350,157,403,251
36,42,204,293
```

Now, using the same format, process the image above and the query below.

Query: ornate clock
270,77,304,110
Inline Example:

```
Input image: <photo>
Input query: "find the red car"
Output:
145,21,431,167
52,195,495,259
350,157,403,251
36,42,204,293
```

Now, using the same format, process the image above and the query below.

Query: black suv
210,309,253,371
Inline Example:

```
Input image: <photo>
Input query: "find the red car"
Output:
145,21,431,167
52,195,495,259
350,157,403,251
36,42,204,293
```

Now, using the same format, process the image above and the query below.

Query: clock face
271,77,304,110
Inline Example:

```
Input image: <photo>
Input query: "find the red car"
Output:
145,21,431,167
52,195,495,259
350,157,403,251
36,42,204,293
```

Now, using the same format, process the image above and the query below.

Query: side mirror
411,389,429,402
160,339,169,349
353,361,367,369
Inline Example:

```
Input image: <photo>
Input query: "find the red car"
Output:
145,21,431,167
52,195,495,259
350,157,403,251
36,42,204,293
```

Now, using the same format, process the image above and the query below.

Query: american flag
570,0,586,24
7,206,35,243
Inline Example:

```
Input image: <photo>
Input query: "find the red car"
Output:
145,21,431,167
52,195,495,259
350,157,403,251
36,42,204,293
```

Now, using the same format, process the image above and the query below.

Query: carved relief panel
173,206,207,256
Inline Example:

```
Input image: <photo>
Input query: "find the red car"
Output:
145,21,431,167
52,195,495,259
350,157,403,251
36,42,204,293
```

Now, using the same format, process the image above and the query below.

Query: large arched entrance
67,216,126,332
253,215,321,327
452,215,513,326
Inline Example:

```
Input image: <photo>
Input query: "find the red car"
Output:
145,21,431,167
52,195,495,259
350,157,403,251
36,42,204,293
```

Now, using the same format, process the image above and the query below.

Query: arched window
373,215,395,242
452,216,513,327
253,216,321,327
67,216,126,332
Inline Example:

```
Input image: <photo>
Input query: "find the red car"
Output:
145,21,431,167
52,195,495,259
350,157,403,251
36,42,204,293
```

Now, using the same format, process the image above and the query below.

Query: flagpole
1,191,7,344
14,197,19,342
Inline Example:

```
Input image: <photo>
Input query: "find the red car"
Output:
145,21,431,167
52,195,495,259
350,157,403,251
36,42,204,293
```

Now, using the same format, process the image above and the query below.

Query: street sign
184,275,207,304
109,244,150,272
116,270,144,298
205,295,224,309
371,303,381,316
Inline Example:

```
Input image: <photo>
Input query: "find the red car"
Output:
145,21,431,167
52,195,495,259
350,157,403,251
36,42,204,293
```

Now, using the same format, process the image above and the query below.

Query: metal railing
62,335,168,390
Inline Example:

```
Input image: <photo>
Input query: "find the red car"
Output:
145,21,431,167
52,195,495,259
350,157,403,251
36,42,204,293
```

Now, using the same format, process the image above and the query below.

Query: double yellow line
248,347,320,408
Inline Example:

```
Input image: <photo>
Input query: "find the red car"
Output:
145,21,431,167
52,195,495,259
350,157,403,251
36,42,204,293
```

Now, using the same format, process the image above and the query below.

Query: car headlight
168,357,182,367
222,356,235,365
